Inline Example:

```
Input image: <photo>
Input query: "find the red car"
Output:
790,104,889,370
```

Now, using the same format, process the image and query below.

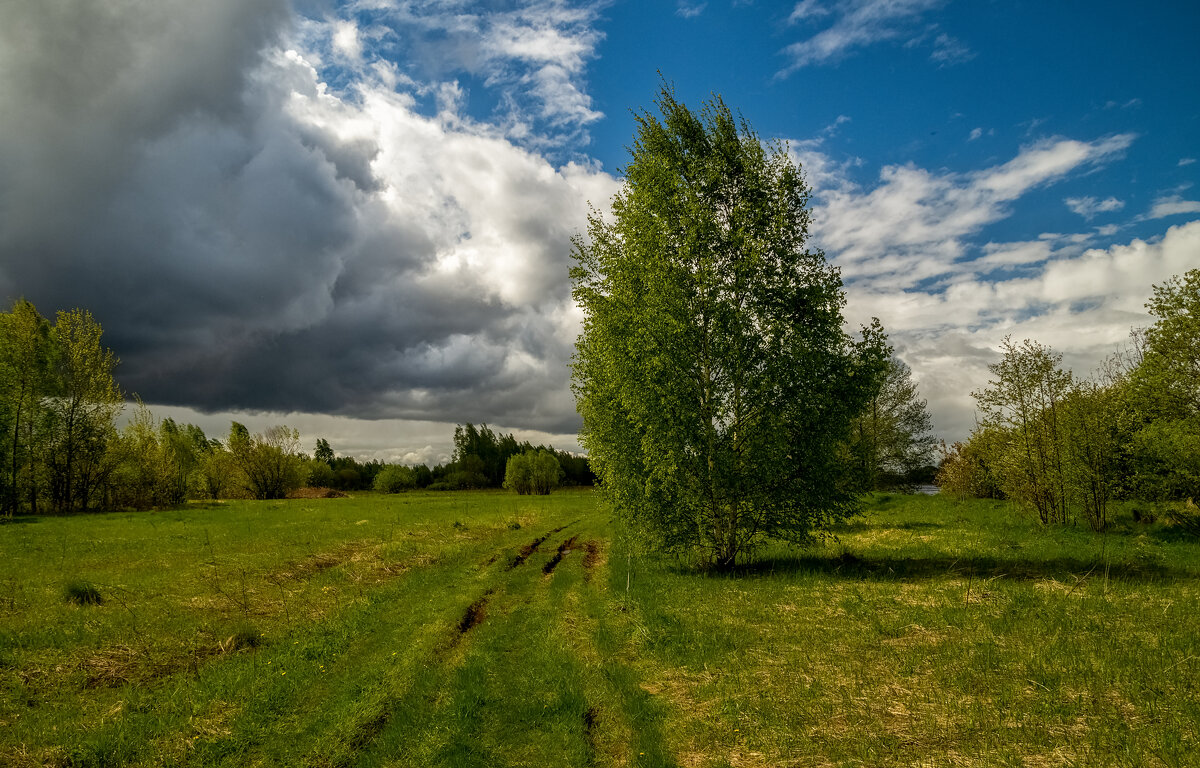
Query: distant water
915,484,940,495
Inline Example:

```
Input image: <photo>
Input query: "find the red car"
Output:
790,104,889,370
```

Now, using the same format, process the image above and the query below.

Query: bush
374,465,416,493
305,459,336,488
503,449,563,495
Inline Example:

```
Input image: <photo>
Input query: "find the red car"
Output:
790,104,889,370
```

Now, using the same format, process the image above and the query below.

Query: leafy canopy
571,85,886,568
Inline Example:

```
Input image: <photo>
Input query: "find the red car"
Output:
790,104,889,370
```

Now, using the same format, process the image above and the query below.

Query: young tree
572,85,887,568
503,452,534,495
972,337,1073,524
1125,269,1200,501
44,308,123,514
935,432,1004,502
1061,377,1123,530
228,423,304,500
530,450,564,495
849,355,937,490
314,438,335,467
504,449,564,495
1135,269,1200,416
0,300,53,516
374,464,416,493
197,444,237,500
108,405,199,509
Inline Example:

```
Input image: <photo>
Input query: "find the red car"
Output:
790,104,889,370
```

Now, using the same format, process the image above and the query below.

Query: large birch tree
571,86,886,568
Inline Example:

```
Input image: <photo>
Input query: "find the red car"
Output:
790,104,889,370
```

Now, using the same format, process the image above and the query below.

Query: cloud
331,19,364,65
320,0,606,144
976,240,1053,269
968,127,982,141
786,131,1183,442
1180,158,1197,167
840,221,1200,441
789,0,833,22
929,32,973,64
779,0,947,73
1064,195,1125,219
677,1,708,18
793,133,1135,289
1104,98,1142,110
1148,194,1200,219
0,0,619,436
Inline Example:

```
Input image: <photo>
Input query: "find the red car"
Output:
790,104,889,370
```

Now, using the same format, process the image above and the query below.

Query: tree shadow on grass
0,515,42,525
713,551,1194,583
1144,524,1200,544
832,519,942,533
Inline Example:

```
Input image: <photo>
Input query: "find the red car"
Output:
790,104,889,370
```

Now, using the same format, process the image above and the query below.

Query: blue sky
1,0,1197,463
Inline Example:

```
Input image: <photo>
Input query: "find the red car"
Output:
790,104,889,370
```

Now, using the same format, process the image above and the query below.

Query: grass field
1,489,1198,767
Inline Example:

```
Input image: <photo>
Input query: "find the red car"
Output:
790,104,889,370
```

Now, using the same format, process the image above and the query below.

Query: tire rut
542,535,579,575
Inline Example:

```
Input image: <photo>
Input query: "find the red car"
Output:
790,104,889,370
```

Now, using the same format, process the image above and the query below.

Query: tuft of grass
63,579,102,606
227,624,263,652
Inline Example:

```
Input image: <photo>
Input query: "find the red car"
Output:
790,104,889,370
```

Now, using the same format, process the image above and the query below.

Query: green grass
1,490,1198,767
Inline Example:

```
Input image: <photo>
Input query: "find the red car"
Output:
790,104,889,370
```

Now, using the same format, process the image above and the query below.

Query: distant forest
0,299,591,514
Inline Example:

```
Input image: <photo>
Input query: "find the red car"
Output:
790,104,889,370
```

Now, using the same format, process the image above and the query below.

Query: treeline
373,422,592,493
0,298,596,513
1,303,123,515
938,269,1200,531
435,422,592,490
0,295,935,515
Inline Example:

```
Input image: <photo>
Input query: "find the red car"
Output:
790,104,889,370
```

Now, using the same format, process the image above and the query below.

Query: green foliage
304,458,337,489
503,449,564,495
0,299,53,517
1124,269,1200,502
109,405,193,510
953,272,1200,527
197,445,237,500
571,84,886,567
935,432,1004,501
971,337,1073,524
0,302,125,515
44,308,125,514
228,423,305,500
1060,377,1125,530
1167,498,1200,536
1133,268,1200,418
374,464,417,493
441,423,591,490
503,452,533,494
848,355,937,490
314,437,335,467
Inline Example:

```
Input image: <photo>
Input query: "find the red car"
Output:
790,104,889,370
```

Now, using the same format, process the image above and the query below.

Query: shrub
305,459,336,488
504,449,563,495
374,465,416,493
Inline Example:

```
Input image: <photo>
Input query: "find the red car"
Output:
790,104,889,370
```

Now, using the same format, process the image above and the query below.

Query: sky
1,0,1197,465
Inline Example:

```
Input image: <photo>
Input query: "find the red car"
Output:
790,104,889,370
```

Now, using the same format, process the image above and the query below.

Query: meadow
1,490,1197,767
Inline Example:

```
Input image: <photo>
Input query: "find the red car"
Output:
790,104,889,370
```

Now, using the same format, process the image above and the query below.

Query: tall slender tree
44,308,123,513
0,300,53,516
849,355,936,490
572,85,887,568
972,337,1073,524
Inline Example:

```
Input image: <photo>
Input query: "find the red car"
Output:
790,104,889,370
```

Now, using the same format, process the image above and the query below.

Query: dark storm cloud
0,0,617,434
